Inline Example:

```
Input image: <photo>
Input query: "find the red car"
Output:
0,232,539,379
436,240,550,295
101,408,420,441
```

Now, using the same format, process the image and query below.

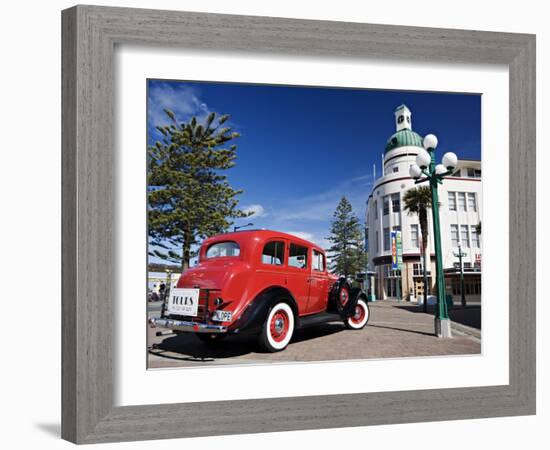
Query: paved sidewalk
148,300,481,369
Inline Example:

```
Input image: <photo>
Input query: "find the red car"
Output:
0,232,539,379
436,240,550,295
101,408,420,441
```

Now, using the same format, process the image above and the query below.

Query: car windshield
205,241,240,259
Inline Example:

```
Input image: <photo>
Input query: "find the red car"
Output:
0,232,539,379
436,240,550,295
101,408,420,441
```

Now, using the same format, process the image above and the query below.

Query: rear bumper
149,317,227,334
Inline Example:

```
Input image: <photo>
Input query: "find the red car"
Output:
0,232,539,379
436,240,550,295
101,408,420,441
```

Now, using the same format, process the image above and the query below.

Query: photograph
1,0,541,447
146,80,483,368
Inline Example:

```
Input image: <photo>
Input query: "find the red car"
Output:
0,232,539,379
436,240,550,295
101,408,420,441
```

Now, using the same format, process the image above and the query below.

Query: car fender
229,286,299,333
344,287,367,317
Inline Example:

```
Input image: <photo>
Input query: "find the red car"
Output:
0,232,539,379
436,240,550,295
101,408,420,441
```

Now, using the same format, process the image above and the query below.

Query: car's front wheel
345,299,370,330
258,302,295,352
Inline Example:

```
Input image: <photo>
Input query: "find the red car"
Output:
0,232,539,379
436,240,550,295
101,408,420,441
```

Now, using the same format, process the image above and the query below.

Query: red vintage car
149,230,370,352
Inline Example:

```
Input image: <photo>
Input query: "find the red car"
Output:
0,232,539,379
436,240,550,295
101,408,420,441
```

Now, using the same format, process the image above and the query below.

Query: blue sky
147,79,481,262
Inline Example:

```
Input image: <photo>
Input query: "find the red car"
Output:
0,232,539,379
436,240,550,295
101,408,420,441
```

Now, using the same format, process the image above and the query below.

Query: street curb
450,321,481,340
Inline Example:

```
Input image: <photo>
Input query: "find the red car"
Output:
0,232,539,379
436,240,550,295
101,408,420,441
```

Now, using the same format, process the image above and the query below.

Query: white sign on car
167,288,200,316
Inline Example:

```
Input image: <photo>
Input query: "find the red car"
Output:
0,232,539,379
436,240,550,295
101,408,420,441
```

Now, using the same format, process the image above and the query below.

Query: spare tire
332,278,352,314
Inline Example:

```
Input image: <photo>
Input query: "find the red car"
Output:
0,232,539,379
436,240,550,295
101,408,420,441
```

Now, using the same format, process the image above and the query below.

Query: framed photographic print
62,5,536,444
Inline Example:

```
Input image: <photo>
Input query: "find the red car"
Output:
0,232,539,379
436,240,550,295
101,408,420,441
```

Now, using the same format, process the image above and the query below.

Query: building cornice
371,175,482,195
372,253,436,265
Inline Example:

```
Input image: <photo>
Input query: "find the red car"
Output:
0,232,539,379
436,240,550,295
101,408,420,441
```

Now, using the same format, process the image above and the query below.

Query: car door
306,249,328,314
284,242,311,314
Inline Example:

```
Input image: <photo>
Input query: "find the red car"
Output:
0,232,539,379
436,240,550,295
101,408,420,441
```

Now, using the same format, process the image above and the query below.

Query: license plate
168,288,200,316
211,310,232,322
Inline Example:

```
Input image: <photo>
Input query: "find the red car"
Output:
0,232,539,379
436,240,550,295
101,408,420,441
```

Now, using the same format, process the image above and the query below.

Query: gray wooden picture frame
61,5,536,444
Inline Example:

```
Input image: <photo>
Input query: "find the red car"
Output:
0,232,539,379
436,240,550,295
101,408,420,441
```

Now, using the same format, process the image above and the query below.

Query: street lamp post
409,134,458,338
453,242,467,307
420,236,429,313
233,222,254,232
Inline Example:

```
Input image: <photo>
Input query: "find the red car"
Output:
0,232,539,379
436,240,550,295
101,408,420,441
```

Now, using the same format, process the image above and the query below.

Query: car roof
203,229,325,253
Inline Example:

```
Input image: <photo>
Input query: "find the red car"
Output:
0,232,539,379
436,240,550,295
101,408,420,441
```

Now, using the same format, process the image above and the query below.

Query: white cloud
243,204,267,217
283,231,315,242
271,174,374,224
147,82,212,130
281,231,332,251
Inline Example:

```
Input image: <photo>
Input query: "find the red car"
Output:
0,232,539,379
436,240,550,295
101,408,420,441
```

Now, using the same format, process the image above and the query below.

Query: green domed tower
384,104,424,154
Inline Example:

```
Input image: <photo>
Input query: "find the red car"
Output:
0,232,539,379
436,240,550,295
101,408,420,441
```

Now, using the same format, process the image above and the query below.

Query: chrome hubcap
274,318,285,332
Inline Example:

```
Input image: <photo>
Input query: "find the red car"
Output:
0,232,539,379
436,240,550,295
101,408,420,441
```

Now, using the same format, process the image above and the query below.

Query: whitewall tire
345,299,370,330
258,302,295,352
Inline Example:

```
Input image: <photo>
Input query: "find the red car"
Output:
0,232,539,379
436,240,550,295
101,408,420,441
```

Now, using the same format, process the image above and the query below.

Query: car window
262,241,285,265
288,244,308,269
312,250,325,271
205,241,240,258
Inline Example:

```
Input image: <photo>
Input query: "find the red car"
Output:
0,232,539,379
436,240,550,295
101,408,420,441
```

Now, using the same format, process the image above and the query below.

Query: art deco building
365,105,482,303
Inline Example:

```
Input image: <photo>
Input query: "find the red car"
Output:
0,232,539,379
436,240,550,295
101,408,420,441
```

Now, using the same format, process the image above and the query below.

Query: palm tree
403,186,433,312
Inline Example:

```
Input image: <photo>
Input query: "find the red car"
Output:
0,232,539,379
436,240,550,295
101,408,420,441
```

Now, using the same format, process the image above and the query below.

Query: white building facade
365,105,482,304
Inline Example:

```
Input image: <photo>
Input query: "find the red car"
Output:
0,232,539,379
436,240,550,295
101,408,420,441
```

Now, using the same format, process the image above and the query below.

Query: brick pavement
147,300,481,369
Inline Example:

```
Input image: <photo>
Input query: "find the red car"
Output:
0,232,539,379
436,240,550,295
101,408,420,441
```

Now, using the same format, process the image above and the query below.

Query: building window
383,264,401,298
471,225,480,247
452,279,459,295
410,224,419,248
374,200,378,219
391,193,400,212
288,244,308,269
467,193,477,212
261,241,285,265
392,166,399,173
467,168,482,178
413,262,427,276
397,115,404,124
451,224,459,247
383,196,390,215
461,225,470,247
473,280,481,294
458,192,467,211
474,258,482,271
448,191,457,211
375,231,379,253
383,227,390,251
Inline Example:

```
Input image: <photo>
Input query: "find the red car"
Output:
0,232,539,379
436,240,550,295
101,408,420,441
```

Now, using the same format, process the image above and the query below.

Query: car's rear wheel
195,333,227,345
258,302,295,352
345,299,370,330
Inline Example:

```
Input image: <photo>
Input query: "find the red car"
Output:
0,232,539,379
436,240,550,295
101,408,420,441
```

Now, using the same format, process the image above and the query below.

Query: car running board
299,312,343,328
